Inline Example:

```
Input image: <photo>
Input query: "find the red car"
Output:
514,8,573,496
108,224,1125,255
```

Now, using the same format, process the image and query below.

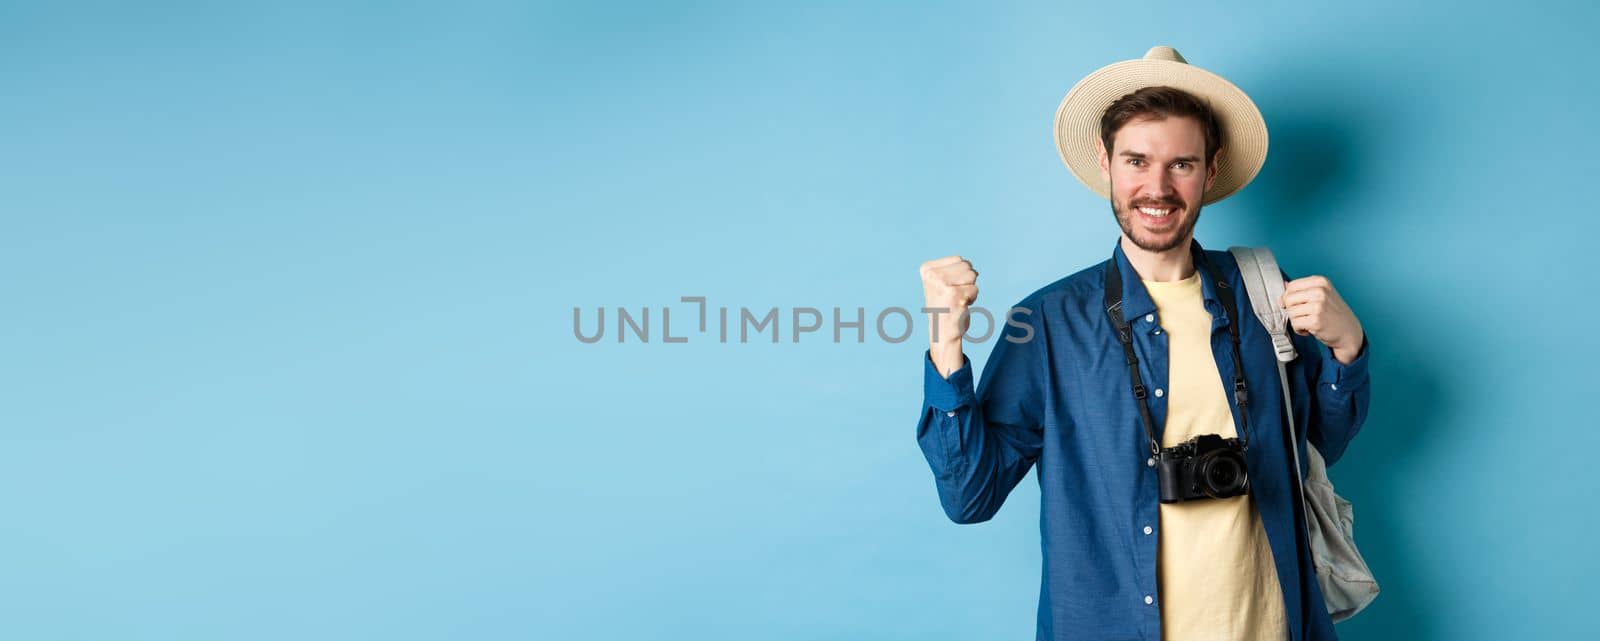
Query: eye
1127,158,1144,167
1172,161,1191,170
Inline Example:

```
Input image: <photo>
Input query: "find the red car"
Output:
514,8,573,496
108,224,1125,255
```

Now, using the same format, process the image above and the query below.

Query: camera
1156,433,1250,503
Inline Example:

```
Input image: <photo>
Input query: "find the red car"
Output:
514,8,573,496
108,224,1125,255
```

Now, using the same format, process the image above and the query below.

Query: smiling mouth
1132,202,1185,227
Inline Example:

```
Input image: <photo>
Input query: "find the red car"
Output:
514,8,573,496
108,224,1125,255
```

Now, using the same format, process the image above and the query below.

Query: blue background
3,1,1596,639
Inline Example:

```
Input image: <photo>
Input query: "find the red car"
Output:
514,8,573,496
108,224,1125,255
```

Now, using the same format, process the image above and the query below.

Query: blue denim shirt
917,239,1370,641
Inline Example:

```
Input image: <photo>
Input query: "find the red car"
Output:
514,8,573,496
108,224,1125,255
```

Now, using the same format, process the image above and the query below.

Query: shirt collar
1109,238,1231,332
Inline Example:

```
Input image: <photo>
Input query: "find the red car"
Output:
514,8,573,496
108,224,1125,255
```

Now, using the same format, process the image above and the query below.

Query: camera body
1156,433,1250,504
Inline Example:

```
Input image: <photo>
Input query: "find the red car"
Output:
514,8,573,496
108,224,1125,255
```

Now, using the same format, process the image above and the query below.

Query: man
915,46,1370,641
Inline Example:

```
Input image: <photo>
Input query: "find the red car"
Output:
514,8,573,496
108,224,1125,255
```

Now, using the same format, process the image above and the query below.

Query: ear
1203,146,1223,192
1096,137,1110,183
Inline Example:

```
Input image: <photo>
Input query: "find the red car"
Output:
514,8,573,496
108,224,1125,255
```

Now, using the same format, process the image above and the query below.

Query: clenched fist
1279,275,1365,365
920,255,978,377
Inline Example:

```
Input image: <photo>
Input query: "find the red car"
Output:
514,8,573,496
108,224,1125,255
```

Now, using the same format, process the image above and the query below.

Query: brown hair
1099,86,1222,166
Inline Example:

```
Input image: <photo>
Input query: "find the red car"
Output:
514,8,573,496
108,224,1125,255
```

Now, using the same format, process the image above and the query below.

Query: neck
1120,234,1196,282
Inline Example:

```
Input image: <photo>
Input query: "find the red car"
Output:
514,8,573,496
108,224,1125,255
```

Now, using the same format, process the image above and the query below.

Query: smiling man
915,47,1370,641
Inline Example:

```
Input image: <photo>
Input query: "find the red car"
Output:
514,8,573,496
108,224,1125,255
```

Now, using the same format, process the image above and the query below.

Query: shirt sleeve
915,307,1046,524
1306,334,1371,466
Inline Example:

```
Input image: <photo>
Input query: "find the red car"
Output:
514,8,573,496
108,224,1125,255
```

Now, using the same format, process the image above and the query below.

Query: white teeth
1138,206,1172,217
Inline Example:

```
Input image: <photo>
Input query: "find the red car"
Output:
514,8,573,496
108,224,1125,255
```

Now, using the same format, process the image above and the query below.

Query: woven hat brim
1053,59,1268,205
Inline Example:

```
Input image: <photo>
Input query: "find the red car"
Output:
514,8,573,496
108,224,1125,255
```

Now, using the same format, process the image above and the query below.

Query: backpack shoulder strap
1228,246,1297,363
1231,244,1317,531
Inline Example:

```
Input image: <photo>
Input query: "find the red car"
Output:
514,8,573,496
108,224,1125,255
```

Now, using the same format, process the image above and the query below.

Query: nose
1138,170,1177,202
1151,170,1176,197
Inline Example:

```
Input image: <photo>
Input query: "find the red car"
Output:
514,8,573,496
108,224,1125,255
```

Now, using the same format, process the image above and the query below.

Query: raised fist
919,255,979,347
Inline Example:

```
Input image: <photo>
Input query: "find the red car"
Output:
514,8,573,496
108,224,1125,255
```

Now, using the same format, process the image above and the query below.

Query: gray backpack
1229,246,1380,623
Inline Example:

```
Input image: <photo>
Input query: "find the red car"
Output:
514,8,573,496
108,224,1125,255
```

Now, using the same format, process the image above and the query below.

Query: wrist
929,341,965,378
1331,333,1366,365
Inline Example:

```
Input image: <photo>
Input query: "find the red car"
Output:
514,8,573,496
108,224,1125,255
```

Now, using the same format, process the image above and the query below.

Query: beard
1110,191,1203,253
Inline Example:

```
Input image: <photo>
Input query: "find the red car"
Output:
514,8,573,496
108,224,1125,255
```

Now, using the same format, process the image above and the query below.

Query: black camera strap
1103,241,1251,457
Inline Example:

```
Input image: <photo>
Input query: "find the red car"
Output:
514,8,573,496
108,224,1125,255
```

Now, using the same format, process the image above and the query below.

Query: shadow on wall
1231,63,1451,641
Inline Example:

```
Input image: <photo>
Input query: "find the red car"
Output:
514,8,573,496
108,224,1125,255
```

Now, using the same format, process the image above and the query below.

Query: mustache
1129,198,1186,210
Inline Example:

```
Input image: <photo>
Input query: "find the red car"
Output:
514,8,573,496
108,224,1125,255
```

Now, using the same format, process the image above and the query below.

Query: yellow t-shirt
1144,273,1286,641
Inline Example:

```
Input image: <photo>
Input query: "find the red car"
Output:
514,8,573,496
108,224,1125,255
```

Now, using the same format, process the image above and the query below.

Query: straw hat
1052,46,1268,205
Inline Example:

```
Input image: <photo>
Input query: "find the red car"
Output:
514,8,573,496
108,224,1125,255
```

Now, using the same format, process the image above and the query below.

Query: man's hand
1279,275,1365,365
920,255,978,377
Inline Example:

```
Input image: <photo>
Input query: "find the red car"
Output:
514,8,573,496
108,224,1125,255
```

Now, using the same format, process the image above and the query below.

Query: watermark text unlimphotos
573,296,1035,344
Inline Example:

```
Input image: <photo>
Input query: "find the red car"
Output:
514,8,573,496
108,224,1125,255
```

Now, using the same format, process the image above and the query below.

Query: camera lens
1197,451,1248,498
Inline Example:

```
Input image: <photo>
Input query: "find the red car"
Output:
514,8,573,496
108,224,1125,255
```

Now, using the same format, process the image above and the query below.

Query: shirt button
946,410,957,417
1144,314,1154,323
1144,595,1154,605
1153,388,1164,398
1144,525,1153,535
1331,383,1339,391
1147,457,1156,468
